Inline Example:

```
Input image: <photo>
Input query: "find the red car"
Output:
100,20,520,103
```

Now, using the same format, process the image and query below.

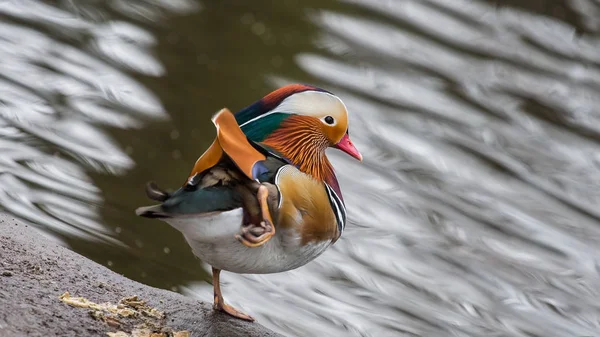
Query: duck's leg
212,267,254,322
236,185,276,247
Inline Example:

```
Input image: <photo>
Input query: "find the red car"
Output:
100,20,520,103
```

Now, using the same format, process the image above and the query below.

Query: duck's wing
137,157,285,222
136,165,260,218
137,108,287,219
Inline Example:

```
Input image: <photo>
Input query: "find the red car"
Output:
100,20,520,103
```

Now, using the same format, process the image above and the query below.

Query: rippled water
3,0,600,336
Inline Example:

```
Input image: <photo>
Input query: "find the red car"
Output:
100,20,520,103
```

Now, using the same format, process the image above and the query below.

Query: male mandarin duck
135,84,362,321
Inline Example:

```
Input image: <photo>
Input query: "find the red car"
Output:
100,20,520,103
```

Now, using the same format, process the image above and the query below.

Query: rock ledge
0,214,282,337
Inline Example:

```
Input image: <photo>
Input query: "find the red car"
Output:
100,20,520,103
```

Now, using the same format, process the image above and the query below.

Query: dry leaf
107,332,130,337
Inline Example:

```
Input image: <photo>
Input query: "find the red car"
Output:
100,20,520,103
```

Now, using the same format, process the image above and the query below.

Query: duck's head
235,84,362,174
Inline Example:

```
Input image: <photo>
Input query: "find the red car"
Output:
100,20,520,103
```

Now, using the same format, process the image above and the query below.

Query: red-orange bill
334,133,362,161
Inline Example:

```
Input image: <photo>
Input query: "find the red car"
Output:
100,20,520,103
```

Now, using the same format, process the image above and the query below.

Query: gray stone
0,214,283,337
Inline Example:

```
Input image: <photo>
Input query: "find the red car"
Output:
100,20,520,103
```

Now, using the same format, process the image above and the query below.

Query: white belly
164,209,332,274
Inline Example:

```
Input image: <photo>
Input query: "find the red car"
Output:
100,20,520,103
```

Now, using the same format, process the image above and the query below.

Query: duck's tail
145,182,169,202
135,182,170,218
135,204,169,218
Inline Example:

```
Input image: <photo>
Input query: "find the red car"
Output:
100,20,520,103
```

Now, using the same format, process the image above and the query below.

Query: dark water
3,0,600,336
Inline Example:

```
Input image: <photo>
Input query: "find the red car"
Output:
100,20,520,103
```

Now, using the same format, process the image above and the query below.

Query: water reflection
0,1,171,240
3,0,600,336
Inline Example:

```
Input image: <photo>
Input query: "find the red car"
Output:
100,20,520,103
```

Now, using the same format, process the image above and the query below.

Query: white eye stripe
239,91,346,129
239,110,290,128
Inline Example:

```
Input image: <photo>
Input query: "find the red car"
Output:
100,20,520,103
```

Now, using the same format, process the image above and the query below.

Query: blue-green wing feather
161,186,241,215
136,186,242,218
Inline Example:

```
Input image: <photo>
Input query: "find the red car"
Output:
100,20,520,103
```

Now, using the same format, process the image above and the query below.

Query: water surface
2,0,600,336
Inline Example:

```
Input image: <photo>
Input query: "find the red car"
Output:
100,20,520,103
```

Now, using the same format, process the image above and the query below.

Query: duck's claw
235,220,274,247
214,297,255,322
236,185,276,248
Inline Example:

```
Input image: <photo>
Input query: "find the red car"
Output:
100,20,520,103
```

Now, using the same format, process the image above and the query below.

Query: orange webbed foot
214,299,255,322
212,267,255,322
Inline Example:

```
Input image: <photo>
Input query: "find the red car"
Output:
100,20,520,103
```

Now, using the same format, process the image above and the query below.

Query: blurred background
2,0,600,336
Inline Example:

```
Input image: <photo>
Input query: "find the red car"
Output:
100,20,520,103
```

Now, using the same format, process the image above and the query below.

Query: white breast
164,209,332,274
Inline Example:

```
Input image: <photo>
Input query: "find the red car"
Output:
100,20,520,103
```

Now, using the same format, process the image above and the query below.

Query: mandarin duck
135,84,362,321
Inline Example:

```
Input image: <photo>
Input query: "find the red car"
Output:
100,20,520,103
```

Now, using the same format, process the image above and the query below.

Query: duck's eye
324,116,335,125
